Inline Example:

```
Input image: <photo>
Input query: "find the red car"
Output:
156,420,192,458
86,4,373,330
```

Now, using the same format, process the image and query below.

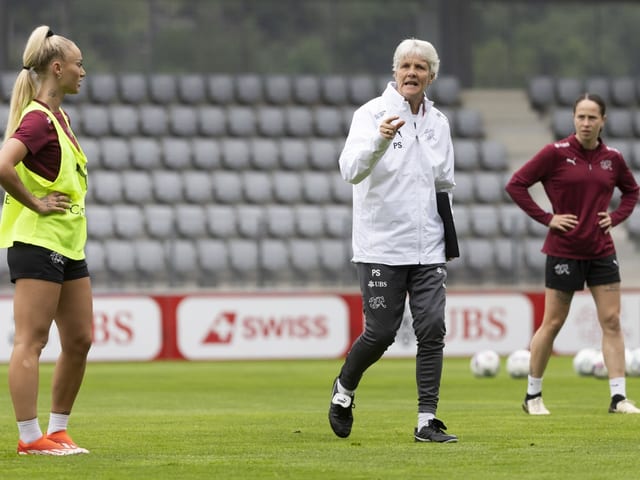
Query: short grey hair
392,38,440,80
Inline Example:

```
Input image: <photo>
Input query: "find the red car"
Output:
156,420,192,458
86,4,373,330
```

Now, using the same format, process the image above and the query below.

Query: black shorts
7,242,89,284
545,254,620,292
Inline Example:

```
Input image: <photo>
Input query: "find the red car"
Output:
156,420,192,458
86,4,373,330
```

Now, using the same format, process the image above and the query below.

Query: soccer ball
506,349,530,378
592,351,609,379
627,347,640,377
572,348,599,376
470,350,500,377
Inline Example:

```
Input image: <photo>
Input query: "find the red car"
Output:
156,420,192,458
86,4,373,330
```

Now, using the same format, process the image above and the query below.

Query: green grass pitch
1,355,638,479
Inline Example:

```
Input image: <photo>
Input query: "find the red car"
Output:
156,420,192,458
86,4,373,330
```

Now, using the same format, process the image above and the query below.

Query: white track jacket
339,82,455,265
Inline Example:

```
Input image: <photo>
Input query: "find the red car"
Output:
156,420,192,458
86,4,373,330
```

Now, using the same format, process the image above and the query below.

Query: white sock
527,376,543,396
47,412,70,435
417,412,435,430
609,377,626,399
336,379,354,396
17,418,43,444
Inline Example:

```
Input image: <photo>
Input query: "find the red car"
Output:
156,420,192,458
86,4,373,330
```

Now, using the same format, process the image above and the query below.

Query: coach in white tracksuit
328,38,458,443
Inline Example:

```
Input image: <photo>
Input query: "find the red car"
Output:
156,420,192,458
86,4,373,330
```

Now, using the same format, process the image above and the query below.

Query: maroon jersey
505,134,639,259
12,99,79,182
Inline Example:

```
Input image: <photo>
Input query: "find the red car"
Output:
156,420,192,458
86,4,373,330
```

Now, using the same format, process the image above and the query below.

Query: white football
572,348,599,376
627,347,640,376
506,349,530,378
470,350,500,377
592,351,609,379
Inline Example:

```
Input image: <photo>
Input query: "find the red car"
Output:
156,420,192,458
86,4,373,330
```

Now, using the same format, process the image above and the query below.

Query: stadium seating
0,70,528,289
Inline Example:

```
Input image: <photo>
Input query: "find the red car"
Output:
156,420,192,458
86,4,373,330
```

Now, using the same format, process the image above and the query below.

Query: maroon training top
505,134,639,259
11,99,79,182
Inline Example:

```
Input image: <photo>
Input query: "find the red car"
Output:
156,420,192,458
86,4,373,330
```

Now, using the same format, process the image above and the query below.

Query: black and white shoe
328,377,355,438
414,418,458,443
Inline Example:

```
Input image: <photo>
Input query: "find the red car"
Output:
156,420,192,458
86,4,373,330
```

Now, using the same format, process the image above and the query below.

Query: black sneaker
328,377,355,438
414,418,458,443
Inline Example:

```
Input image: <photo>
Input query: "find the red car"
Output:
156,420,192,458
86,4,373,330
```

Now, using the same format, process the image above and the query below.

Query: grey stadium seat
177,74,207,104
555,77,584,107
256,106,286,137
473,172,504,203
1,71,15,102
169,105,199,137
452,172,474,204
584,76,610,103
207,74,235,105
523,238,545,277
134,239,167,283
272,171,303,204
453,139,480,171
605,109,634,138
213,171,243,204
104,239,137,281
431,75,461,107
527,216,549,238
221,138,251,170
100,137,131,170
236,205,265,238
348,75,377,106
152,170,184,204
295,205,325,238
250,138,280,171
130,137,163,170
479,140,508,171
469,204,500,238
227,239,259,280
263,74,292,105
227,105,257,137
81,105,110,137
527,75,555,112
551,108,574,139
79,137,101,169
139,105,169,136
280,138,309,170
235,74,263,105
192,138,222,170
88,73,119,104
113,204,145,239
182,170,214,204
197,106,227,137
606,140,632,165
324,204,351,238
498,203,527,238
452,205,470,238
464,238,496,276
611,77,637,107
206,205,238,239
285,106,314,137
118,73,148,104
302,171,332,204
319,238,350,278
162,137,192,170
85,241,107,282
331,172,352,204
196,239,230,284
314,106,344,137
167,239,199,282
454,108,484,138
175,204,208,238
259,239,292,283
292,75,321,105
308,138,338,170
265,206,296,239
122,170,154,205
109,104,140,137
144,205,176,240
86,205,115,239
91,171,122,205
288,238,321,279
148,74,177,104
321,75,349,106
242,171,273,204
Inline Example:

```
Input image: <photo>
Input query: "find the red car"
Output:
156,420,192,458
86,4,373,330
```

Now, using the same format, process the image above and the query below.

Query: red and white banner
0,290,638,362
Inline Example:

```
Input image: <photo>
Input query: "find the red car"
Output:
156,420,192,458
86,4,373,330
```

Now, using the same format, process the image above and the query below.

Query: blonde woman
0,25,91,455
